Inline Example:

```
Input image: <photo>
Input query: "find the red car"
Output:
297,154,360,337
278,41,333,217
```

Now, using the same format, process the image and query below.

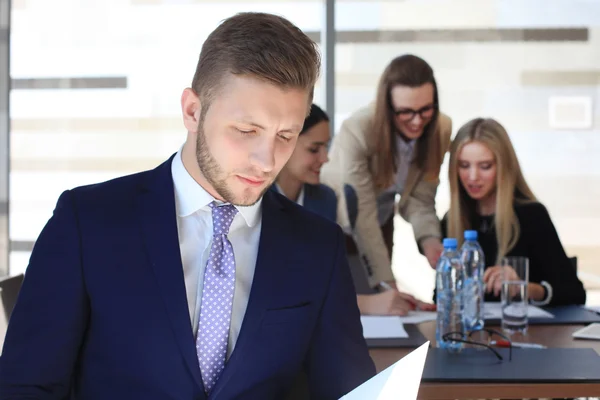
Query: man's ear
181,88,201,133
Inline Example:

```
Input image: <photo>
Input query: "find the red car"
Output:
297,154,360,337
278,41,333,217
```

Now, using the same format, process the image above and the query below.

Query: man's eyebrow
235,119,302,133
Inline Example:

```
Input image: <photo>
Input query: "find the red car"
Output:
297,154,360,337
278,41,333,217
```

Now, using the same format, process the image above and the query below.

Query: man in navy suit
0,12,375,400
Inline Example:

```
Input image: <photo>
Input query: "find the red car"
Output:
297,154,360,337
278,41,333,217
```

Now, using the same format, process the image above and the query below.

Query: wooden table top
368,321,600,399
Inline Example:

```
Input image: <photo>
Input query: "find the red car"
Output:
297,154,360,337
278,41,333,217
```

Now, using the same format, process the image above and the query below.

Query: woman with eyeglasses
441,117,585,306
321,54,452,288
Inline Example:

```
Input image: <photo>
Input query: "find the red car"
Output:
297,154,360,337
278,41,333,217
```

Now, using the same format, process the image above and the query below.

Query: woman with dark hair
276,104,435,315
274,104,337,221
322,55,452,288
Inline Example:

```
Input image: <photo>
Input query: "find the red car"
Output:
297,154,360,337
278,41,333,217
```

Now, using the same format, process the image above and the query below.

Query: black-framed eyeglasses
393,104,438,122
442,328,513,361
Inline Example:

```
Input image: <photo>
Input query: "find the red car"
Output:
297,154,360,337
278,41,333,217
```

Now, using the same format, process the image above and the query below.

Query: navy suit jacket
271,183,337,223
302,184,337,223
0,156,375,400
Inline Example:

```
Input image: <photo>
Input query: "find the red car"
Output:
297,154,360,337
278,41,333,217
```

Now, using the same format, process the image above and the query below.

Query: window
9,0,324,274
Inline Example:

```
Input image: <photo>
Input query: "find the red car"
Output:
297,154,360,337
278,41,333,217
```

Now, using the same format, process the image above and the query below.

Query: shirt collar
297,186,305,207
171,147,262,228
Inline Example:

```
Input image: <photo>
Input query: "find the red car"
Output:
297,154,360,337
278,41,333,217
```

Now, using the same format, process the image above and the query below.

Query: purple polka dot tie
196,202,238,394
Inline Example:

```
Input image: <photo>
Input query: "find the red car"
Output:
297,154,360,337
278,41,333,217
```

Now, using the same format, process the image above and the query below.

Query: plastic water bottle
460,230,486,331
436,238,465,352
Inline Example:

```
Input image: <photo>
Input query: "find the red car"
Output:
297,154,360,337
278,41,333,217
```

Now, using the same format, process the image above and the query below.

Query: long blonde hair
371,55,443,189
447,118,537,264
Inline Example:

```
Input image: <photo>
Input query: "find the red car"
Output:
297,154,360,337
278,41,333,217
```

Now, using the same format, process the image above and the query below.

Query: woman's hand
358,290,413,316
397,291,436,312
483,266,519,297
358,291,436,316
421,237,444,268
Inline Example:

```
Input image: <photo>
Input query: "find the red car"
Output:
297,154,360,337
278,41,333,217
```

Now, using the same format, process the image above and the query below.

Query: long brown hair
447,118,537,264
371,54,441,190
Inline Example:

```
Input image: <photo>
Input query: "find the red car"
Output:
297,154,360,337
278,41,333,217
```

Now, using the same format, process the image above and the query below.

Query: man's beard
195,123,270,206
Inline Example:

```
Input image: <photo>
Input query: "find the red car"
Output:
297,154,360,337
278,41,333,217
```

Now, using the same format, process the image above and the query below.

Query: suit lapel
136,155,205,395
210,190,288,399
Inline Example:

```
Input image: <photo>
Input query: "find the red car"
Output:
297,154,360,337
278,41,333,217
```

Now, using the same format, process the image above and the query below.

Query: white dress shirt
171,149,262,358
376,138,415,225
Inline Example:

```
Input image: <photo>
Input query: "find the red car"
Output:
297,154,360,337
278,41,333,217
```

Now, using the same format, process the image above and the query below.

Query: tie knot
209,202,238,236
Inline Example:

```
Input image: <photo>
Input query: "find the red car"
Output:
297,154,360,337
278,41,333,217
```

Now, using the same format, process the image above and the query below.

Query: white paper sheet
360,316,409,339
586,306,600,314
340,341,429,400
572,322,600,340
483,302,554,319
398,311,437,324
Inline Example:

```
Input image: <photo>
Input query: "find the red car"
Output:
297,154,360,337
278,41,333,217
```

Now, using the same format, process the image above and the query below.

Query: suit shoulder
303,183,337,203
515,201,548,216
67,158,172,211
438,112,452,131
514,201,552,227
269,190,341,234
436,112,453,146
340,105,373,137
315,183,337,202
70,169,151,201
344,104,373,124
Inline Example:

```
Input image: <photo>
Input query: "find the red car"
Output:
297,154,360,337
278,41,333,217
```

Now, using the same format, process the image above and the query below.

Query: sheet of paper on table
340,341,429,400
360,316,409,339
360,315,408,339
484,302,554,319
398,311,437,324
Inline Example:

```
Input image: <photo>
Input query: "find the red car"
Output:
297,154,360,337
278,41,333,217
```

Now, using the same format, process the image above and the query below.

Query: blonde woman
442,117,585,306
322,55,452,287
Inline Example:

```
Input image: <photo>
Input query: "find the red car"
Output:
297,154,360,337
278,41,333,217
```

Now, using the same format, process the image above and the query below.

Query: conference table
369,321,600,399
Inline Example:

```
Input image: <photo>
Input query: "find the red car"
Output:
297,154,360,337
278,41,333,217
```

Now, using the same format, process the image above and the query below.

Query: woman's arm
521,203,586,306
357,291,435,316
400,179,443,267
483,266,549,302
357,292,411,316
399,115,452,267
322,110,395,284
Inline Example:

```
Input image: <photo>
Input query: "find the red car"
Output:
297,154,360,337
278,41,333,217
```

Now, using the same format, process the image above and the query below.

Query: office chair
569,256,578,272
0,274,24,322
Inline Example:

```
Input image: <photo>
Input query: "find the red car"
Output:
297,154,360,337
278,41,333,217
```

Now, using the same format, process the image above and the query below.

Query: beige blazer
321,105,452,284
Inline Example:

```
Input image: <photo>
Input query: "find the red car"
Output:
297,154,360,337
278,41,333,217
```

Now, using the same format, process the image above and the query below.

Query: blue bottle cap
443,238,458,249
464,230,478,240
